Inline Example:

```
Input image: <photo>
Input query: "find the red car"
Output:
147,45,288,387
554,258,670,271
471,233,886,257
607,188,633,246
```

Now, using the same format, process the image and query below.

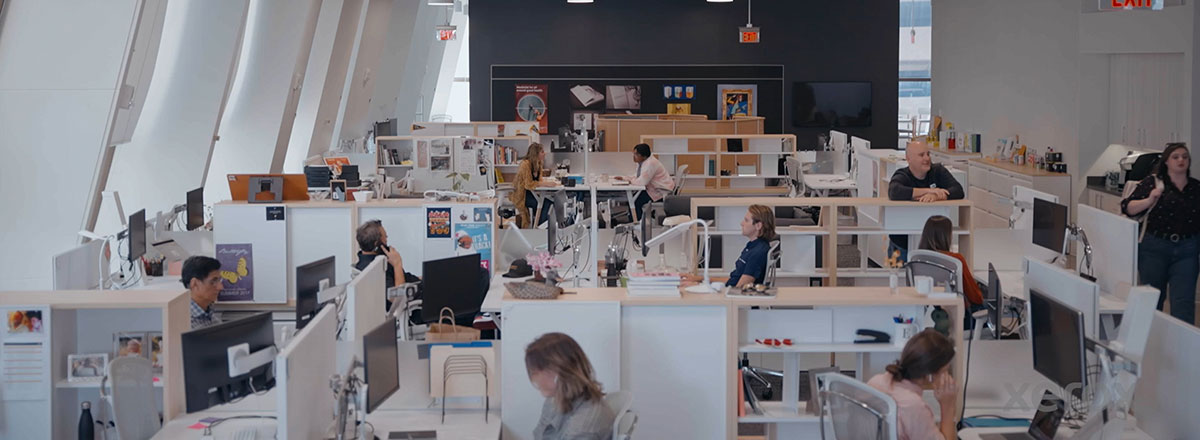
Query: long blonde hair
747,204,778,241
523,143,545,178
525,332,604,413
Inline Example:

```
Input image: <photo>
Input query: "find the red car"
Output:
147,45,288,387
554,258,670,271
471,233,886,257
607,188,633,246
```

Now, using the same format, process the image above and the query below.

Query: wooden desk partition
597,115,764,152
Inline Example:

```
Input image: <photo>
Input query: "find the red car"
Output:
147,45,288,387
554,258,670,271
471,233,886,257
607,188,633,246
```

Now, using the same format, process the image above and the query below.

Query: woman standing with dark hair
867,329,958,440
1122,143,1199,325
526,332,615,440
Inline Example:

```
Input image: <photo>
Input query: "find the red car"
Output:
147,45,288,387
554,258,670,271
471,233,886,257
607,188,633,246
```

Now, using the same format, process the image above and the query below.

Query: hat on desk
503,258,534,278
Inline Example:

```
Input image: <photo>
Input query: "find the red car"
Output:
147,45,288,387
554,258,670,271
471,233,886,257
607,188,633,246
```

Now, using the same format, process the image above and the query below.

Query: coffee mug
894,323,918,346
914,276,934,294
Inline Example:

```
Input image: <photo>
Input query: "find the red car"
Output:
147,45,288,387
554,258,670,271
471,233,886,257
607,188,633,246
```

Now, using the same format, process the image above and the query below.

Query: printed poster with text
215,243,254,301
515,84,548,134
1,306,50,401
453,207,494,272
426,207,451,238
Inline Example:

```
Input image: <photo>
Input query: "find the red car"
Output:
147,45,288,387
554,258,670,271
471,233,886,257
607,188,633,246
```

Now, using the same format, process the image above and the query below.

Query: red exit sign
740,26,760,44
437,28,457,41
1105,0,1162,9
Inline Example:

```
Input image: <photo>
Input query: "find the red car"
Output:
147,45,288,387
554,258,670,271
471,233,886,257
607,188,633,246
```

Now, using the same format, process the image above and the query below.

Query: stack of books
626,272,682,297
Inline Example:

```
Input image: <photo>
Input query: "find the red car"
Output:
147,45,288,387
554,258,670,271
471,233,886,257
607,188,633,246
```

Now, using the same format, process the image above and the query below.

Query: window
899,0,931,137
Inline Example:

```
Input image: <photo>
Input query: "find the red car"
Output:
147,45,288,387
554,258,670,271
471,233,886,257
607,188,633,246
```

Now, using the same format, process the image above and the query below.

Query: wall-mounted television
792,81,873,128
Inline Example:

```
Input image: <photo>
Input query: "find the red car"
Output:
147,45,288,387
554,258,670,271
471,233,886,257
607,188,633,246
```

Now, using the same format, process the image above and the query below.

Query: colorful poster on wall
515,84,548,134
717,84,758,120
663,84,695,101
1,306,50,401
215,243,254,301
426,207,451,238
453,221,493,272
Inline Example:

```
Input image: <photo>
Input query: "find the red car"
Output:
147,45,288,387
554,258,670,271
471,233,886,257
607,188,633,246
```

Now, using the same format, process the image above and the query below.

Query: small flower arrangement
525,251,562,281
884,249,904,270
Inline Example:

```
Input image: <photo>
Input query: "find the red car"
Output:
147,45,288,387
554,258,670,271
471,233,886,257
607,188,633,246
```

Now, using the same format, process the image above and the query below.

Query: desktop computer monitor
420,254,483,323
182,312,276,412
1030,289,1087,398
296,256,336,330
128,209,146,263
1032,198,1068,254
363,318,400,413
987,263,1003,335
726,138,744,152
186,187,204,231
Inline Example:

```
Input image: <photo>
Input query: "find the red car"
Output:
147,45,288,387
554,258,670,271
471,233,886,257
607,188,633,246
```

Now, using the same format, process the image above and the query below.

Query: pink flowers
525,251,562,277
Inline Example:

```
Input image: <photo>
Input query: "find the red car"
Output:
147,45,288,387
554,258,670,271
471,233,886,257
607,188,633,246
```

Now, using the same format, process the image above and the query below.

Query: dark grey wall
470,0,899,148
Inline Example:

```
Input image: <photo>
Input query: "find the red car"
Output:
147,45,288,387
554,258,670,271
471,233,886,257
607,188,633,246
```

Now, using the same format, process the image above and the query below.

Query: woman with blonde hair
526,332,615,440
724,204,778,288
509,143,558,228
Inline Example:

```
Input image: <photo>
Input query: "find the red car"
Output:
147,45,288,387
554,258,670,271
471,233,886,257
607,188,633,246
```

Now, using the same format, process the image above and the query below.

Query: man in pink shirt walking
615,143,675,219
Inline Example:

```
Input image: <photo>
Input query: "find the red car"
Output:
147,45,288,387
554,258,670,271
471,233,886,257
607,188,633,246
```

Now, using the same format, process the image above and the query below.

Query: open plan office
2,0,1199,439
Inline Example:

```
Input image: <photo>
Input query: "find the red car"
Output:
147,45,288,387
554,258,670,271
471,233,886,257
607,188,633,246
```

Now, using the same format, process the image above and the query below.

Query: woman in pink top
615,143,674,219
866,329,958,440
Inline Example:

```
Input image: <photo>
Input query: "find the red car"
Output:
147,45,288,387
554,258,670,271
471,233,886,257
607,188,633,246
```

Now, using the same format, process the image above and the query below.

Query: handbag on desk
426,307,480,343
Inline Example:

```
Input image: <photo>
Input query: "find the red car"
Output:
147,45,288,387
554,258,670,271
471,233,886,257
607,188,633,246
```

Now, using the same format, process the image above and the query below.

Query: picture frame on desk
330,180,347,201
67,353,108,383
113,331,147,359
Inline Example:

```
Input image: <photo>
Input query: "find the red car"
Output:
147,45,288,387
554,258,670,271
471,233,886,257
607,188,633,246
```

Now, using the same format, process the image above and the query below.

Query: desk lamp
645,218,717,293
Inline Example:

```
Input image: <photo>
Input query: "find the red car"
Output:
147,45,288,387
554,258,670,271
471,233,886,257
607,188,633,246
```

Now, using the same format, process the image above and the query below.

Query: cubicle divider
213,199,497,305
1073,204,1138,295
1023,257,1100,338
1133,311,1200,438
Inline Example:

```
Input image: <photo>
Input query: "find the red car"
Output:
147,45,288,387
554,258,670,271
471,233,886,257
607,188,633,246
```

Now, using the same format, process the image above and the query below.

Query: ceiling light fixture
428,1,454,5
567,0,594,3
708,0,734,3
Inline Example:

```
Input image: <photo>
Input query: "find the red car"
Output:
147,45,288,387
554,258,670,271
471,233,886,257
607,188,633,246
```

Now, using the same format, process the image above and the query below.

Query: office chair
100,356,161,440
816,372,898,440
741,240,784,399
905,250,987,340
649,164,689,224
603,391,638,440
390,283,425,340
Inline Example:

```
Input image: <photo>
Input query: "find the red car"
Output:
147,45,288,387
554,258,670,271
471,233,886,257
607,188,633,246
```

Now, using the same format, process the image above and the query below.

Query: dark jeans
525,192,553,226
1138,235,1198,325
633,191,654,220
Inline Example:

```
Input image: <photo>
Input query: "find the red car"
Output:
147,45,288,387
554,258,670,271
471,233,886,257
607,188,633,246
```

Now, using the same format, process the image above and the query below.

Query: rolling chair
905,250,988,340
816,371,898,440
740,240,784,399
603,390,638,440
100,356,161,440
648,164,689,225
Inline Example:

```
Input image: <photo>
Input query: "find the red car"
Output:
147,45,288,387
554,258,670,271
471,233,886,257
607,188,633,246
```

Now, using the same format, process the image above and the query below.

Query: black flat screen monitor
363,318,400,413
1030,289,1087,398
181,312,276,412
987,263,1002,335
792,81,873,128
128,209,146,263
296,256,336,330
420,254,483,323
1032,198,1068,253
186,187,204,231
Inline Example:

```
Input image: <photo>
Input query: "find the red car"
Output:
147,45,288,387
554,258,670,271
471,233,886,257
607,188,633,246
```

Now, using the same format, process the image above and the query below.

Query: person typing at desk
510,143,558,228
887,142,964,260
526,332,615,440
614,143,674,219
867,329,958,440
725,205,778,288
181,256,223,329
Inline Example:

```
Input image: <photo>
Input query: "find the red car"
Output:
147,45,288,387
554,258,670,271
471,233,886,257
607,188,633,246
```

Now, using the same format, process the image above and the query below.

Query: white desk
155,407,500,440
530,181,643,225
958,426,1151,440
801,173,856,197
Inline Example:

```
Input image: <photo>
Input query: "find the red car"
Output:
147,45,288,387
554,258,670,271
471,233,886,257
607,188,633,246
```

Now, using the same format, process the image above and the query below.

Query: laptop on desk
979,391,1065,440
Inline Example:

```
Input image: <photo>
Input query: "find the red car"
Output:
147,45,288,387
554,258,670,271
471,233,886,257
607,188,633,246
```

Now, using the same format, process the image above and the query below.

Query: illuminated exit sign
739,26,760,44
436,26,457,41
1101,0,1164,10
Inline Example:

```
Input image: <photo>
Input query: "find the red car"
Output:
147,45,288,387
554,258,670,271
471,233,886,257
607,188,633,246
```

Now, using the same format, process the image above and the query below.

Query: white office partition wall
1023,258,1100,338
1133,311,1200,439
1073,204,1138,295
287,207,354,299
213,203,288,303
277,305,337,440
52,240,109,290
830,131,849,174
343,256,386,357
622,305,729,440
500,302,620,440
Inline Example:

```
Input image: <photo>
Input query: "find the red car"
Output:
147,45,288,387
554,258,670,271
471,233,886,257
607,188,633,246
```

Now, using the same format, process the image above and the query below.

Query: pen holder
146,260,164,277
893,323,917,347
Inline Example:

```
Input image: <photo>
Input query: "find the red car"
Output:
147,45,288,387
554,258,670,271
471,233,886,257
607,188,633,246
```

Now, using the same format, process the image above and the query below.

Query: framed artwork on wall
717,84,758,120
